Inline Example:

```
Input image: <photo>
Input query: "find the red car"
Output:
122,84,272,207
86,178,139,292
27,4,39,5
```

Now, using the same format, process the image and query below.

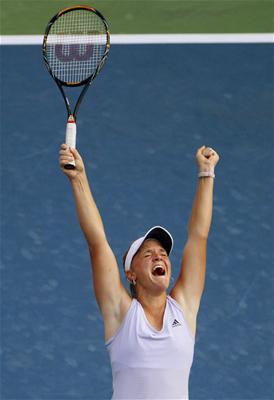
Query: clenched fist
196,146,219,178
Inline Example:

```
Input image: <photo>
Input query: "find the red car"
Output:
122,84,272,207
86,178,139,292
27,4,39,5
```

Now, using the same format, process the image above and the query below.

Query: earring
132,278,136,286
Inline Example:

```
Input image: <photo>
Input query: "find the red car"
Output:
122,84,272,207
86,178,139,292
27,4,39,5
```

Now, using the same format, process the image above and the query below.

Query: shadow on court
1,44,273,399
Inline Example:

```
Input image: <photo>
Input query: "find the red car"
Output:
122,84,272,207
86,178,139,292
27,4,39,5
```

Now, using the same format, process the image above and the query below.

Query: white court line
111,33,274,44
0,33,273,45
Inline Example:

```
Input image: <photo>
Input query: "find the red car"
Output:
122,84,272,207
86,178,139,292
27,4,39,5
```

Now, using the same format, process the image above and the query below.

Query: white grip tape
65,121,76,149
65,121,76,168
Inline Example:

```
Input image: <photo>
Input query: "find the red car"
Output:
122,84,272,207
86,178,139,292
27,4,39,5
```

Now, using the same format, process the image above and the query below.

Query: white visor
124,226,173,272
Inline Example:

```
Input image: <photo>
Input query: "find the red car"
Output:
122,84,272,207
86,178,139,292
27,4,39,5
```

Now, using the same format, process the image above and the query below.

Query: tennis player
59,144,219,400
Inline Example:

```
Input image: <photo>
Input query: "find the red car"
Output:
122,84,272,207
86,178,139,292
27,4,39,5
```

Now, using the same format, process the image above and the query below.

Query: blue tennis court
1,43,273,399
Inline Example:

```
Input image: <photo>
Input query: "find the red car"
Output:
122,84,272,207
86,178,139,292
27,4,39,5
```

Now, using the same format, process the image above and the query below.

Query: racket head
43,5,110,87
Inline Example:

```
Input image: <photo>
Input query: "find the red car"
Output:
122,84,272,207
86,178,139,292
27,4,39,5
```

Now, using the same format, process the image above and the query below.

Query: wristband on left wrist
198,170,215,178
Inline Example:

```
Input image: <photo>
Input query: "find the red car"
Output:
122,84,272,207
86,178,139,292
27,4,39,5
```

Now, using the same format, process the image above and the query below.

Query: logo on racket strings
55,44,93,62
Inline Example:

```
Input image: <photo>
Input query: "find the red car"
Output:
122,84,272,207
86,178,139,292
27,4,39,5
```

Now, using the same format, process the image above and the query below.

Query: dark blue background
1,44,273,399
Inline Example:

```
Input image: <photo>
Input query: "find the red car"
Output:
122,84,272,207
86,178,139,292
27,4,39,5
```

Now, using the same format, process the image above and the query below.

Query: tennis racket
43,5,110,169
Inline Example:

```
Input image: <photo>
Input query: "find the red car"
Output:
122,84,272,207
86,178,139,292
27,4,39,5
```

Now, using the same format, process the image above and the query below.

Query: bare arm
171,146,219,332
59,145,130,323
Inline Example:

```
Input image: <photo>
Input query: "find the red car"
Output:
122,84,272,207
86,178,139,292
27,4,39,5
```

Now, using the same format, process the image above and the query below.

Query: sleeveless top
105,295,195,399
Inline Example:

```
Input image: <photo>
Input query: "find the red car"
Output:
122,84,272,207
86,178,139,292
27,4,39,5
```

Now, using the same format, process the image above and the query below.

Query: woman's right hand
59,144,85,179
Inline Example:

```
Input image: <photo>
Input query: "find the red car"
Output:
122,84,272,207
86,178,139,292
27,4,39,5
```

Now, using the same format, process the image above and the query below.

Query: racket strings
46,9,107,84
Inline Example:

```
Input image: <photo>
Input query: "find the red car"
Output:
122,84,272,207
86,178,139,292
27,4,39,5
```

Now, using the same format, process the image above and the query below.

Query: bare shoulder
103,286,132,342
88,241,133,341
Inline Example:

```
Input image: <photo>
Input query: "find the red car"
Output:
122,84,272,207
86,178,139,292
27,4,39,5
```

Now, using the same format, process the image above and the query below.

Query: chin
153,279,170,292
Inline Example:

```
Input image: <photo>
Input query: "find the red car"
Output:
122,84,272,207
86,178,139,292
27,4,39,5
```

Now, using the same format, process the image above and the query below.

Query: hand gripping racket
43,5,110,169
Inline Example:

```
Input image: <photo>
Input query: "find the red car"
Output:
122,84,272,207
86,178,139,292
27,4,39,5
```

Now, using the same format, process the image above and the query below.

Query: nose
152,251,162,261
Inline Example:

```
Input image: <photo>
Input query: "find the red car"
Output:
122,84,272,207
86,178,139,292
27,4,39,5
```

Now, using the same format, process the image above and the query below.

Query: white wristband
198,170,215,178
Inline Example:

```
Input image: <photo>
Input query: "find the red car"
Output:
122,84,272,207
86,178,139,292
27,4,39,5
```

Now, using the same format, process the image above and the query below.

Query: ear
126,270,136,283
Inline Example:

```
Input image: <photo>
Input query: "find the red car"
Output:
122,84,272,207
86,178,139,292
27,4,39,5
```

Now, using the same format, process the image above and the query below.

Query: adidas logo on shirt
172,319,182,328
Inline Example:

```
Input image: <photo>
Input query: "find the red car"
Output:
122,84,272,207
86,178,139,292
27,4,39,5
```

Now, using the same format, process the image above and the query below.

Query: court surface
1,42,273,400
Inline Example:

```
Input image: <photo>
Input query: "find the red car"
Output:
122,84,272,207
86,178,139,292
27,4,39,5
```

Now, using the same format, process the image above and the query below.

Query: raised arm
59,145,131,337
170,146,219,334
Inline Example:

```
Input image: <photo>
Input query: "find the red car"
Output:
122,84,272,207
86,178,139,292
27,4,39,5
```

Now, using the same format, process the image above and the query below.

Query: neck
136,290,167,313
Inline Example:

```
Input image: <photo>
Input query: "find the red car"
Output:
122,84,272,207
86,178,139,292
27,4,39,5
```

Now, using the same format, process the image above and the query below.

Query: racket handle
64,117,76,170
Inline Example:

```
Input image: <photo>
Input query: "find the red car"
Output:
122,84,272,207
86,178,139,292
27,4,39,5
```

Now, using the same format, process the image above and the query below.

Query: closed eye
142,249,167,257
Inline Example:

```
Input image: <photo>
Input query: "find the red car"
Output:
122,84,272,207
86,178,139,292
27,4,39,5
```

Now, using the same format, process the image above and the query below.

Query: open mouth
152,266,166,276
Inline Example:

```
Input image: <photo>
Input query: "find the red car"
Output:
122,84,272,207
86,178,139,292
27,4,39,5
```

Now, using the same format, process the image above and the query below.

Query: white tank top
106,295,195,399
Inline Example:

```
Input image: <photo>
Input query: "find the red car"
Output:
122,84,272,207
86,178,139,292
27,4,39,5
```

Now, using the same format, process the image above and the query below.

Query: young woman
59,144,219,400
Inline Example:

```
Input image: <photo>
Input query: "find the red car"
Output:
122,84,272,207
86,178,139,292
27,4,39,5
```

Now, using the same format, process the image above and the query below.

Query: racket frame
42,5,110,168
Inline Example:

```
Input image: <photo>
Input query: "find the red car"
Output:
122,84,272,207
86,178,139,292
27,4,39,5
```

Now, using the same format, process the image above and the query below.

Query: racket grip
65,118,76,169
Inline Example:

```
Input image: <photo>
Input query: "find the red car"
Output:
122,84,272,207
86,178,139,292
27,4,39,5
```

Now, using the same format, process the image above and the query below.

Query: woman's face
128,239,172,294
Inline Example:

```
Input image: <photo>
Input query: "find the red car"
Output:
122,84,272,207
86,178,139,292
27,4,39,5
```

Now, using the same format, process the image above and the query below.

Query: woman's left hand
196,145,220,173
